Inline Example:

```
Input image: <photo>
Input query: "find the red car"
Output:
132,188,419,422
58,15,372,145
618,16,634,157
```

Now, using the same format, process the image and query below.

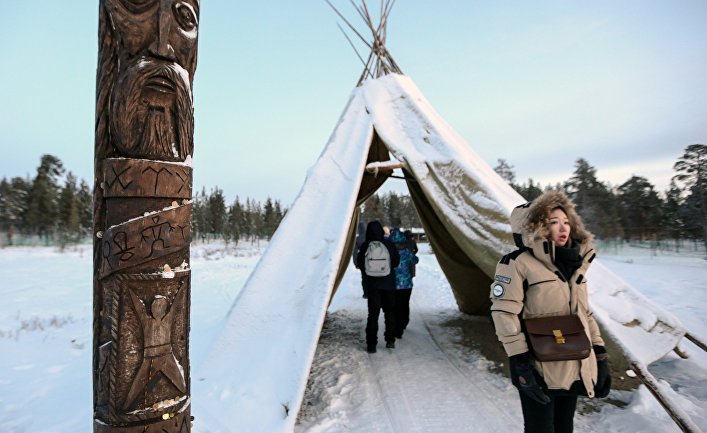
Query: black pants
518,389,578,433
366,288,396,346
394,289,412,336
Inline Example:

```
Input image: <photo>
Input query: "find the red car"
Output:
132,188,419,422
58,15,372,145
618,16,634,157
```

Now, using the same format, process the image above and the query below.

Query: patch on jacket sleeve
495,275,511,284
492,284,505,297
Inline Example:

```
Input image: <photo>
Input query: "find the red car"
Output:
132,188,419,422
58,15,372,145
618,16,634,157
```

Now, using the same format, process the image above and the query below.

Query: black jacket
356,221,400,290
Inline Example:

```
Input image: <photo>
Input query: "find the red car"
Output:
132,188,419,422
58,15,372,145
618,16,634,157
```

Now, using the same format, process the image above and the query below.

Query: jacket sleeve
579,249,605,347
489,254,529,357
387,241,400,268
583,279,605,346
356,241,367,269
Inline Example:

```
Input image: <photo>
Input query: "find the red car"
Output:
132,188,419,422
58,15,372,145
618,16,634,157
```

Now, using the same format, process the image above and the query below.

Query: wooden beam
673,346,689,359
365,161,404,173
630,362,703,433
685,332,707,353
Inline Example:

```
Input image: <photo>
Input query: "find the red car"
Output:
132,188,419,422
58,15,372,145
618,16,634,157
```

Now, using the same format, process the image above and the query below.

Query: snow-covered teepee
194,2,697,432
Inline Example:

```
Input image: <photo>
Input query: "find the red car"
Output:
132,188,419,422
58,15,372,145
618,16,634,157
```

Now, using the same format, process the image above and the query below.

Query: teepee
194,3,701,432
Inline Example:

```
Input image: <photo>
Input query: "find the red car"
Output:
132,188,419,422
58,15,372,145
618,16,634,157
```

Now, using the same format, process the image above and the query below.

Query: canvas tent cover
194,74,686,433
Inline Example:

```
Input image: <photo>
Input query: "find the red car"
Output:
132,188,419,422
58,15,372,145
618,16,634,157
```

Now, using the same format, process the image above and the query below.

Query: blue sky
1,1,706,205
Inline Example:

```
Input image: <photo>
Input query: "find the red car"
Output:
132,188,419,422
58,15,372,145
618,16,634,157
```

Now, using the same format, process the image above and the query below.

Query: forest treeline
493,144,706,250
1,144,705,250
0,155,287,247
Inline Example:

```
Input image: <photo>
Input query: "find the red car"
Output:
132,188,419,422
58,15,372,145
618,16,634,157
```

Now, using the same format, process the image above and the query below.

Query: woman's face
548,208,571,247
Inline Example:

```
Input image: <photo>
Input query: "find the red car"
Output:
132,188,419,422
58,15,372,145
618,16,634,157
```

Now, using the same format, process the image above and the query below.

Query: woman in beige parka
490,191,611,433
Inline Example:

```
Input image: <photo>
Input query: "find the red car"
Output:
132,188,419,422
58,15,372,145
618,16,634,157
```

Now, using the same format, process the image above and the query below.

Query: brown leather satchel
524,315,591,362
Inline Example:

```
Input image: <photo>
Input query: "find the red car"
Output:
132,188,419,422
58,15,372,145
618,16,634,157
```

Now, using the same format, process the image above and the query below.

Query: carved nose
149,38,175,61
148,0,177,61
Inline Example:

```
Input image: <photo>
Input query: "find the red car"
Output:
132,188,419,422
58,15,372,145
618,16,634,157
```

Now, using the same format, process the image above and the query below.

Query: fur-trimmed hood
510,190,593,248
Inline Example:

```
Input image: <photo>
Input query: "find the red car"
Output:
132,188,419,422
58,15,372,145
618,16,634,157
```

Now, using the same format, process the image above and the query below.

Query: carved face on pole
106,0,200,161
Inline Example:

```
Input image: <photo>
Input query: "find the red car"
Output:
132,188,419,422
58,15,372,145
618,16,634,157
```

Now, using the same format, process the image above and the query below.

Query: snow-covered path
295,309,522,433
295,244,525,433
364,307,520,433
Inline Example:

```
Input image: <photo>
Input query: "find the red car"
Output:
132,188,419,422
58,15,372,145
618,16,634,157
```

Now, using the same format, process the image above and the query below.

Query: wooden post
685,332,707,353
630,361,703,433
93,1,199,431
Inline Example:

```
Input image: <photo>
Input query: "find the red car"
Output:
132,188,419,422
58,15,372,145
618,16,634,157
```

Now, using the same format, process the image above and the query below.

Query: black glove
594,345,611,398
509,352,550,405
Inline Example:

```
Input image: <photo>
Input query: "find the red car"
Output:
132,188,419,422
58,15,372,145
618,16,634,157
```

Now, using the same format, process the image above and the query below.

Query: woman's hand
594,345,611,398
509,352,550,405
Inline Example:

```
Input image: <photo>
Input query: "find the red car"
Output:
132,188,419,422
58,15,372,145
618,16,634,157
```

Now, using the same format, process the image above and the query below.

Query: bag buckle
553,329,565,344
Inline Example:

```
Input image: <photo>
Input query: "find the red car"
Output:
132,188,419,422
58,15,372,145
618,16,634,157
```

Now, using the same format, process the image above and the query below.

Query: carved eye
174,2,198,31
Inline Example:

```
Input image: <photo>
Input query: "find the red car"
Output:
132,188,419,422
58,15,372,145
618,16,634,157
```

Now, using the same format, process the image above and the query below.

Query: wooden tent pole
630,362,703,433
685,332,707,353
366,161,404,172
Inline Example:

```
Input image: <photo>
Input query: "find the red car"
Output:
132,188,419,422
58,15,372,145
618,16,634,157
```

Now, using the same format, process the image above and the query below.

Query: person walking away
390,228,419,339
352,221,368,298
490,191,611,433
357,220,400,353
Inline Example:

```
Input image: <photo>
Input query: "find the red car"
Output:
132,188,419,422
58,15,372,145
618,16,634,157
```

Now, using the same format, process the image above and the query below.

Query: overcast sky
1,1,705,205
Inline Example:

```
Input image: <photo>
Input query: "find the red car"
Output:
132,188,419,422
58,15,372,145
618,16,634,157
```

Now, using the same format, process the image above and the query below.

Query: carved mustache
134,60,191,100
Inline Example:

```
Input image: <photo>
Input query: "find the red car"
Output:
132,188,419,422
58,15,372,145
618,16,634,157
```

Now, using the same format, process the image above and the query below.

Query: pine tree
0,177,30,245
672,144,707,252
224,197,244,245
386,192,403,227
616,176,663,241
493,158,516,185
682,186,705,247
516,178,543,201
57,172,81,248
76,179,93,237
25,154,65,242
662,180,684,249
274,199,285,230
248,199,263,244
564,158,618,239
206,187,226,238
192,187,207,241
262,197,276,239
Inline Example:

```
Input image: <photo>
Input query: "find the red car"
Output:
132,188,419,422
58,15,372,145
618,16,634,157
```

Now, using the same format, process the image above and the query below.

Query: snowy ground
0,241,705,432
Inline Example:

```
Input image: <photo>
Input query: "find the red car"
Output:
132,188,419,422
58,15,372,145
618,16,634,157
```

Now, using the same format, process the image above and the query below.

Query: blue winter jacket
394,247,418,289
390,229,419,289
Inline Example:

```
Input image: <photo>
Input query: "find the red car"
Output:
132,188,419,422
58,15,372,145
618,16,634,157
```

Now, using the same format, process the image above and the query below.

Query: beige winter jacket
490,192,605,397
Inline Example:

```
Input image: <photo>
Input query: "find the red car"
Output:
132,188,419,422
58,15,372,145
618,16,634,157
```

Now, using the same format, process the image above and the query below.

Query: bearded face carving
106,0,199,161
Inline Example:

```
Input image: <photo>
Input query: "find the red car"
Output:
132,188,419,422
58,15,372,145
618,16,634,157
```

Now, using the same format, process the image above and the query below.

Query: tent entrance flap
331,129,392,300
406,170,492,315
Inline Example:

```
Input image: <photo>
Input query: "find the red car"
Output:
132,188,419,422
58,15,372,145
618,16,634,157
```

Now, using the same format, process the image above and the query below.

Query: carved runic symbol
102,231,135,271
142,166,173,195
141,216,176,257
123,287,187,409
174,168,191,195
107,165,132,191
112,231,135,262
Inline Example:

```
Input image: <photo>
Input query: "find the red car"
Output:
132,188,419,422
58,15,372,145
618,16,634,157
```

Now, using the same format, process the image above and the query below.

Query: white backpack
364,240,391,277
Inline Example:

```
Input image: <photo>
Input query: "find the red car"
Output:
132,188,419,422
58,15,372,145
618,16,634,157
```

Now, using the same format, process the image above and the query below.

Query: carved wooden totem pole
93,1,199,431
